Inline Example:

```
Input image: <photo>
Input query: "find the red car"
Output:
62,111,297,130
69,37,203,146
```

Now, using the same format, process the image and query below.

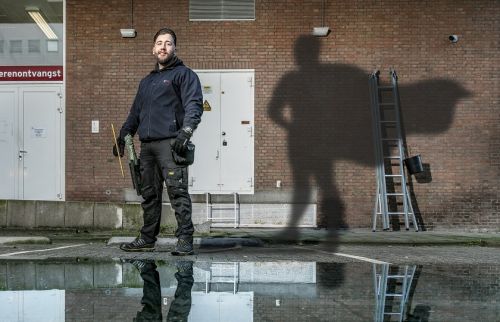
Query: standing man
113,28,203,255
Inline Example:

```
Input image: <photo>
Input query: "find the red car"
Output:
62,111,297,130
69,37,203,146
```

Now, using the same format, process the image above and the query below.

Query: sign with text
0,66,63,81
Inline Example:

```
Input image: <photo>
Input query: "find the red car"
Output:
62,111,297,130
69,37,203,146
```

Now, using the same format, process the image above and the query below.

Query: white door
0,87,18,199
190,71,254,194
190,72,222,192
21,87,64,200
220,73,254,192
0,290,65,322
0,85,64,200
190,292,253,322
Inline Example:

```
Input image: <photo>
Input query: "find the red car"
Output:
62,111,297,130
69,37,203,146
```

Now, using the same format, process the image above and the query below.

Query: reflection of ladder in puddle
373,264,416,322
206,193,240,228
204,262,240,294
369,69,418,231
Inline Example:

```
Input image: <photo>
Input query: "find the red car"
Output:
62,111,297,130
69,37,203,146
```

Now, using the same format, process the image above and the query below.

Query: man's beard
157,52,174,65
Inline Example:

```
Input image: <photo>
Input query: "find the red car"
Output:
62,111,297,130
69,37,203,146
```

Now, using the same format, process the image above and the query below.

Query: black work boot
120,237,155,252
175,260,194,273
121,259,156,273
171,237,194,256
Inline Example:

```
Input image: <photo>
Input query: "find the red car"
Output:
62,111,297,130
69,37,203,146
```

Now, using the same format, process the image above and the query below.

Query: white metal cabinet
190,70,254,194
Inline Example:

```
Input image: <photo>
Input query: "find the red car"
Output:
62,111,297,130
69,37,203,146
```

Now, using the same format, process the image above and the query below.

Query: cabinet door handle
19,150,27,160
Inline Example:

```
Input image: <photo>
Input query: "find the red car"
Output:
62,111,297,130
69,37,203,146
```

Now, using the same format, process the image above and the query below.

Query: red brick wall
66,0,499,230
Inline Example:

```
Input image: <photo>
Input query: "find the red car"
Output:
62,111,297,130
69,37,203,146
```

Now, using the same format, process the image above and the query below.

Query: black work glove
113,137,125,157
172,127,193,155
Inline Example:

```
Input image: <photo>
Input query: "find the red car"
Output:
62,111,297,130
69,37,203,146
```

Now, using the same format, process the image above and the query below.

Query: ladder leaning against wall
369,69,418,232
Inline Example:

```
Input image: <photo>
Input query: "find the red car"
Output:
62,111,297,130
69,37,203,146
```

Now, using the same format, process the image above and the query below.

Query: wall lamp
120,28,137,38
25,7,58,40
312,0,330,37
312,27,330,37
121,0,137,38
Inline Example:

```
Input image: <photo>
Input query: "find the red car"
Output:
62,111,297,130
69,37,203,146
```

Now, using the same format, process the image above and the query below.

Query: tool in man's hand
111,123,125,178
124,134,142,196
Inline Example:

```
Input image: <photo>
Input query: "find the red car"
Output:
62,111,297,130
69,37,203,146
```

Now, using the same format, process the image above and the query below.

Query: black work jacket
120,59,203,142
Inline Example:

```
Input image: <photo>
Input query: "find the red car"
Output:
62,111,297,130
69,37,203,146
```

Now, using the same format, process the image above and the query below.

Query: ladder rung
384,174,402,177
386,293,403,297
208,217,238,221
388,275,407,278
384,313,402,315
210,206,239,210
384,156,401,159
381,138,400,141
386,193,404,196
388,212,406,215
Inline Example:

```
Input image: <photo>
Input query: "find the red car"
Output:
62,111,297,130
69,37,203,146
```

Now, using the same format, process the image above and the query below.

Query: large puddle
0,259,498,321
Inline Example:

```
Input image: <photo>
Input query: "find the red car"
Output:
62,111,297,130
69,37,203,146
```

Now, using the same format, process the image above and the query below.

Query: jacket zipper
146,74,156,138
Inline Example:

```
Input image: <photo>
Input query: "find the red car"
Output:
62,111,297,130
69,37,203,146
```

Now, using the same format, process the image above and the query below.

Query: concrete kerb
209,228,500,247
1,228,499,247
0,236,51,245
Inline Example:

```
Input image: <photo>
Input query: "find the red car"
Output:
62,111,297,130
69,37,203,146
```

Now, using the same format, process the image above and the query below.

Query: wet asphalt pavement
1,233,499,321
0,240,498,265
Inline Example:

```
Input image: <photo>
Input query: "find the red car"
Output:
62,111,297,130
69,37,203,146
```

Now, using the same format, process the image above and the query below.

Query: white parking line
0,244,86,257
295,246,391,265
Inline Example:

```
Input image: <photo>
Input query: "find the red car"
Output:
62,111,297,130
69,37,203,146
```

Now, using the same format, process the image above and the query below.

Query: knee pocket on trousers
165,167,188,188
141,185,158,200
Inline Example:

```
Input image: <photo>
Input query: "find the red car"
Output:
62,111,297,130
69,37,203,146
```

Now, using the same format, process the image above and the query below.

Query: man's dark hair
153,28,177,45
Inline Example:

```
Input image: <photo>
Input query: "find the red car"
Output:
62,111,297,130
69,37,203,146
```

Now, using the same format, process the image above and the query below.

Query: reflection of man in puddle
166,261,194,322
131,260,193,322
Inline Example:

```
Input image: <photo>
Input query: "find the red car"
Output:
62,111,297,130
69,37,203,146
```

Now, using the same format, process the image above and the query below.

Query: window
0,40,4,54
10,40,22,53
0,0,63,66
189,0,255,21
47,40,58,52
28,40,41,53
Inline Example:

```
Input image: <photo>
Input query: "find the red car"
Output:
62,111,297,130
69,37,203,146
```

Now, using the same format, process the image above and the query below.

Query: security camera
449,35,459,43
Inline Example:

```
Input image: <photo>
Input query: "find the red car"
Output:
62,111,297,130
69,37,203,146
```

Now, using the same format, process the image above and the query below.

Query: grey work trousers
139,139,194,243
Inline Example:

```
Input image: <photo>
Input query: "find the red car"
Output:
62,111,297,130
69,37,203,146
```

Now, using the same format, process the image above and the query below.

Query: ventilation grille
189,0,255,20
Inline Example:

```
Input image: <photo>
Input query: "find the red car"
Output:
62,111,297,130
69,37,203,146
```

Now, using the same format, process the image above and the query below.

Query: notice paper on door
31,127,47,138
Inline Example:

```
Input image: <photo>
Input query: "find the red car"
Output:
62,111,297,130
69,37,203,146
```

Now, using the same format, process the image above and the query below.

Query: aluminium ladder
369,70,418,231
206,192,240,228
373,263,417,322
204,262,240,294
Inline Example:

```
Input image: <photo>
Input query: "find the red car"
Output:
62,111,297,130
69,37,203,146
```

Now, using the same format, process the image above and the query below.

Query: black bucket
404,154,424,175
